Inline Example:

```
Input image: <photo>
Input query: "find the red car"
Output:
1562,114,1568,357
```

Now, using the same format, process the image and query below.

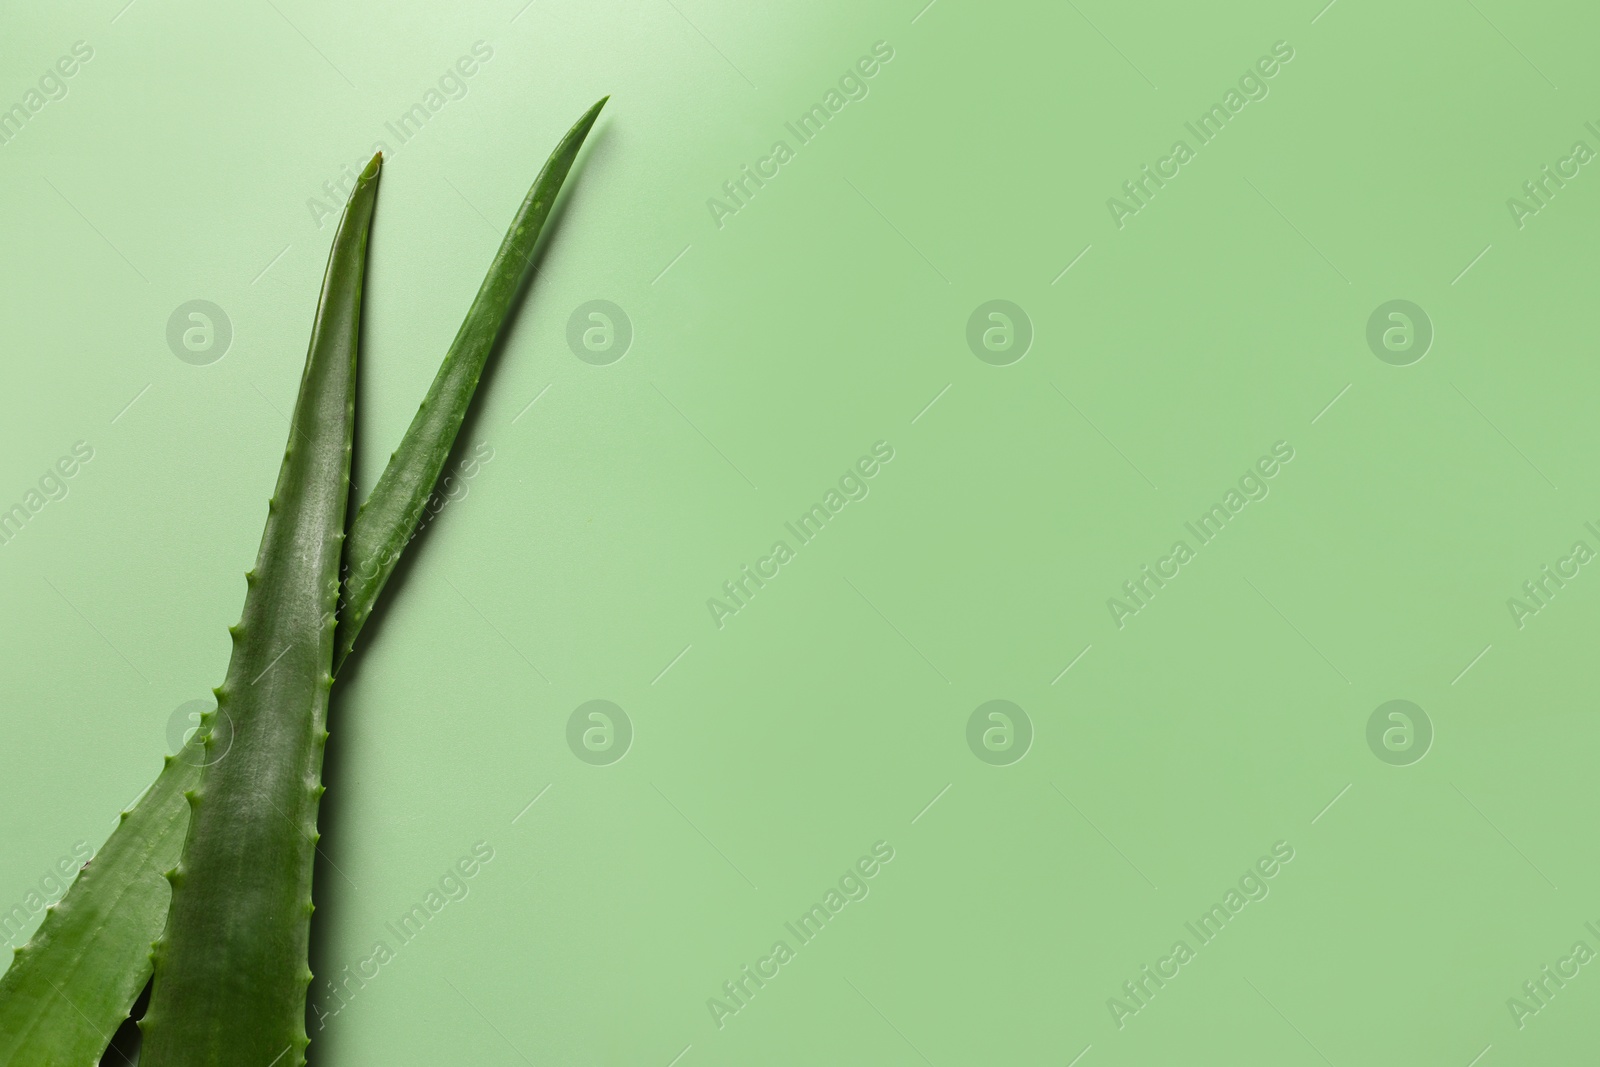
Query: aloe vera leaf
334,95,607,671
1,97,607,1064
135,154,381,1067
0,165,383,1064
0,156,381,1066
0,737,200,1066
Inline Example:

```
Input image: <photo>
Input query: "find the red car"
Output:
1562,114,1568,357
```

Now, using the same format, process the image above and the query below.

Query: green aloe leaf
0,97,608,1067
0,737,201,1067
335,94,608,671
133,153,380,1067
0,150,383,1067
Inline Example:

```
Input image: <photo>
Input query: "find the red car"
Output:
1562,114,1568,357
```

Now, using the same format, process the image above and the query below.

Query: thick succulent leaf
335,96,608,670
0,97,610,1067
0,739,200,1066
0,153,382,1067
135,154,381,1067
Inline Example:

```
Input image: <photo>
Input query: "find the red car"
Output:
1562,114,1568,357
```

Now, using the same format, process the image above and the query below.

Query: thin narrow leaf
335,95,608,670
137,154,381,1067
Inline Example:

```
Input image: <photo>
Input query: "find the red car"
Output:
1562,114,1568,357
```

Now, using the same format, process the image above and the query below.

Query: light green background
2,0,1597,1063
